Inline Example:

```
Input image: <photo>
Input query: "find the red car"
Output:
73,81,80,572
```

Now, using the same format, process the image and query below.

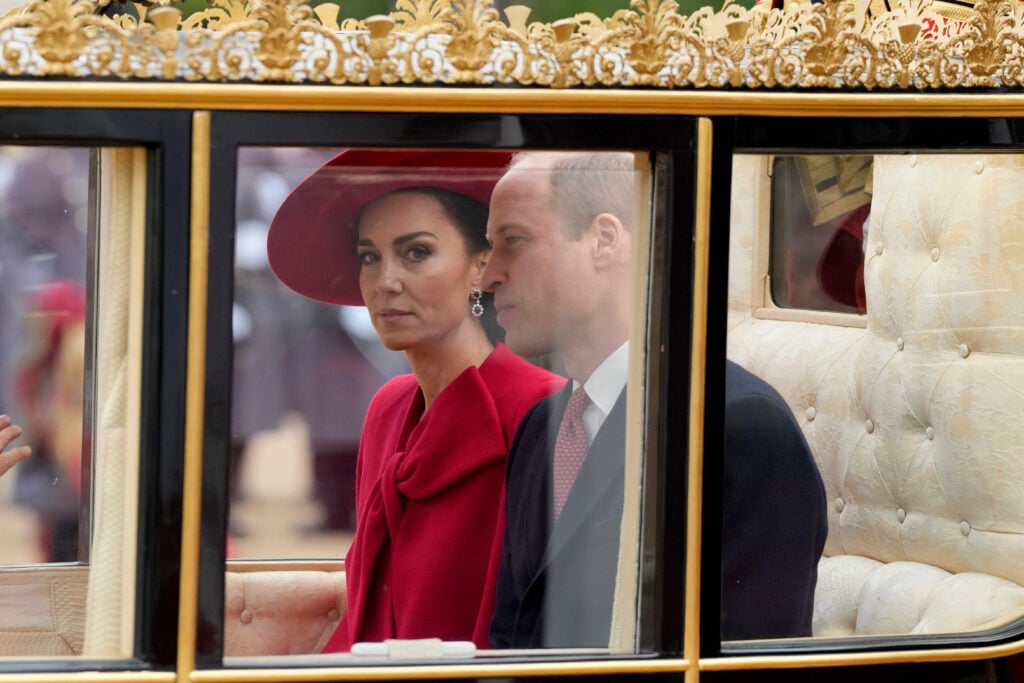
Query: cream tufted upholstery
728,154,1024,637
0,567,345,657
0,566,88,656
223,569,345,655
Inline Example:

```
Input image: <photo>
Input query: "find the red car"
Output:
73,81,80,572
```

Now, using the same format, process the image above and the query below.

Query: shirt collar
574,341,629,419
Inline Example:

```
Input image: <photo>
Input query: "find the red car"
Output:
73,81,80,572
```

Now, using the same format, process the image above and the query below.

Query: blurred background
0,146,90,566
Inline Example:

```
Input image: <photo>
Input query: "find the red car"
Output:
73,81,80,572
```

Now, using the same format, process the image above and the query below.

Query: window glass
0,145,146,658
0,147,90,566
225,147,653,661
726,152,1024,643
769,155,871,315
228,147,405,561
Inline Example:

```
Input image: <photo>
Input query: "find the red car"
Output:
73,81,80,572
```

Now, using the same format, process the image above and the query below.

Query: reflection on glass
0,145,144,659
229,148,407,562
0,147,90,565
769,155,870,315
225,149,649,659
727,153,1024,642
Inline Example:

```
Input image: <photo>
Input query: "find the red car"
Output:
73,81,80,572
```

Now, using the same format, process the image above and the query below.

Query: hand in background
0,415,31,478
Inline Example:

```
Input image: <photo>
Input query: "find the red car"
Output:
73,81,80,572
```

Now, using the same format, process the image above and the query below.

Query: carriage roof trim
0,0,1018,92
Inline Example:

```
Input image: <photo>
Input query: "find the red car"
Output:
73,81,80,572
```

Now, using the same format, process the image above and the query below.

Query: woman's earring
470,288,484,318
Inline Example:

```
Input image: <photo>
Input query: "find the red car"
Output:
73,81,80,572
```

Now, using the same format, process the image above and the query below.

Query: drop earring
470,288,484,318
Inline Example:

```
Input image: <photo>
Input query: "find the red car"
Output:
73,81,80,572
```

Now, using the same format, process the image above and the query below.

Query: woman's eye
357,251,378,266
406,245,431,261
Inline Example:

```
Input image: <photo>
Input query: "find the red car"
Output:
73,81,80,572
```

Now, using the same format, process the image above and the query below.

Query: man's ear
591,213,627,267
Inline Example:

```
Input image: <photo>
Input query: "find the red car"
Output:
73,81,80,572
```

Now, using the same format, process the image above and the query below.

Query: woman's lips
378,308,412,320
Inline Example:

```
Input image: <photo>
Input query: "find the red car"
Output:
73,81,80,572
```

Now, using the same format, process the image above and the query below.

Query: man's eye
505,235,521,246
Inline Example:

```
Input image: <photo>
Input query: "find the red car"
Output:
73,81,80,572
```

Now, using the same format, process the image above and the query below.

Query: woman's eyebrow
392,231,436,246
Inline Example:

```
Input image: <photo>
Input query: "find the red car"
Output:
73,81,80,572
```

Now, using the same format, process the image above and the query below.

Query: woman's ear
470,253,488,288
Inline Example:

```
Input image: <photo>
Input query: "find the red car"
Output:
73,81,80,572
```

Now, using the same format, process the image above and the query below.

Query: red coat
324,343,564,651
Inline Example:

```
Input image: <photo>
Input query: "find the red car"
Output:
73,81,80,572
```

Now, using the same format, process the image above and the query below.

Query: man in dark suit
483,151,637,648
483,152,827,648
722,360,827,640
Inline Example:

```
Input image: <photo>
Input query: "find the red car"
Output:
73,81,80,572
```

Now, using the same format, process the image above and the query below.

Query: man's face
483,163,594,358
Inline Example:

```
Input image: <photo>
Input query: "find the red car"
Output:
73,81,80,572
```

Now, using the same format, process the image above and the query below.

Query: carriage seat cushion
0,566,88,656
814,556,1024,636
224,569,345,656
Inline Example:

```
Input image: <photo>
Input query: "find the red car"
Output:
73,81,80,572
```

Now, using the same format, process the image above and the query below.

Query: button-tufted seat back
727,154,1024,637
224,569,345,655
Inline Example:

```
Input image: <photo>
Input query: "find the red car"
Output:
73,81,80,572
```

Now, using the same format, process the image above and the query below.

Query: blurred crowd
0,147,89,563
229,148,405,548
0,145,407,565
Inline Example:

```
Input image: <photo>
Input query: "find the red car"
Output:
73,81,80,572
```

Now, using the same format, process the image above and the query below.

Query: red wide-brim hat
267,148,513,306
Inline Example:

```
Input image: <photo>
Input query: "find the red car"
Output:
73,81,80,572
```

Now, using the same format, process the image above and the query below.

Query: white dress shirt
573,341,629,446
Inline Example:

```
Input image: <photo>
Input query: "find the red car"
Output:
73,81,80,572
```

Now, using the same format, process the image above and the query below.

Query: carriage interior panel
727,152,1024,640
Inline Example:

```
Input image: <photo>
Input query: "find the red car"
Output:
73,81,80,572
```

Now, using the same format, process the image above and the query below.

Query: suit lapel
538,388,627,574
509,387,567,602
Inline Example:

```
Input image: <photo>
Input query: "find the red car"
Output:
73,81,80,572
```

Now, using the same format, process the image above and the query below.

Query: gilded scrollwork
393,0,448,30
440,0,504,83
0,0,132,77
0,0,1020,89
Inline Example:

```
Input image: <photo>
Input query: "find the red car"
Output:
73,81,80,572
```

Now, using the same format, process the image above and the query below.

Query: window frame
0,108,192,673
193,110,700,673
709,115,1024,661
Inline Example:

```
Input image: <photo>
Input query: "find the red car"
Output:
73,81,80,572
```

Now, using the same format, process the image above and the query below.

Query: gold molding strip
189,658,690,682
684,117,714,683
178,110,211,683
0,0,1020,89
0,675,175,683
6,81,1024,116
700,635,1024,670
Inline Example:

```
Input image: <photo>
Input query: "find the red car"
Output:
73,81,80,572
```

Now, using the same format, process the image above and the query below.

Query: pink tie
552,386,591,519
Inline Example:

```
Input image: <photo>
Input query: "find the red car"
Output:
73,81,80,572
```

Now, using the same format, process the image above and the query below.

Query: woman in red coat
267,149,563,651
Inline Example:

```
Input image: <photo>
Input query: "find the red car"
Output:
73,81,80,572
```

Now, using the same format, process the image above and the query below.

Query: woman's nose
374,259,402,294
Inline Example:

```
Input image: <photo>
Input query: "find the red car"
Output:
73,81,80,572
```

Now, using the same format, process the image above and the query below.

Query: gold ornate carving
602,0,686,86
441,0,506,83
393,0,448,30
180,0,252,30
0,0,1021,89
0,0,131,77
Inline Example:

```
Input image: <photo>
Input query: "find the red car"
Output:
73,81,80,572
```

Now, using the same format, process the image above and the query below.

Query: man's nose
481,251,504,292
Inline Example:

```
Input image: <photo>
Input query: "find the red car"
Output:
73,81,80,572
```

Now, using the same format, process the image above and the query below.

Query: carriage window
769,155,871,315
225,147,654,660
726,152,1024,644
0,145,146,657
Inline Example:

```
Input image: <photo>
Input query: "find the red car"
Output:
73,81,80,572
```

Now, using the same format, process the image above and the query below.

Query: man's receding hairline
506,151,636,237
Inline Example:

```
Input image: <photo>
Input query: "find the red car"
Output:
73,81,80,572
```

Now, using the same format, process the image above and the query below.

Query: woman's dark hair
355,186,504,344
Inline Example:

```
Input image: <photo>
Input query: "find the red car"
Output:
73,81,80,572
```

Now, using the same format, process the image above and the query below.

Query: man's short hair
511,152,638,239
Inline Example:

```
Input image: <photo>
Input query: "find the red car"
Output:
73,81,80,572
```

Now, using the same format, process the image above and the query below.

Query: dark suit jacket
490,362,828,647
490,383,626,648
722,360,827,640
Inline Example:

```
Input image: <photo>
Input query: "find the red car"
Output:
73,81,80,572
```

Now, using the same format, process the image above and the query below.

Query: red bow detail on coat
336,363,509,649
